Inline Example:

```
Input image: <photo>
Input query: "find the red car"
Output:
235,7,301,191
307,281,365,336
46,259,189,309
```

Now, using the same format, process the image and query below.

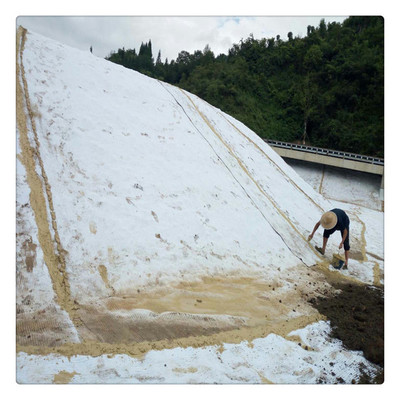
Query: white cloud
17,16,347,62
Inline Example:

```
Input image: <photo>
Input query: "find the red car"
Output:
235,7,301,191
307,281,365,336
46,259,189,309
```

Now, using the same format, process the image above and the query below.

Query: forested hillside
106,17,384,157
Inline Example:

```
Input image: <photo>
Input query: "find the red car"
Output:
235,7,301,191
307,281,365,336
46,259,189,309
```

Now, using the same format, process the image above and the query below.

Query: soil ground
310,281,384,384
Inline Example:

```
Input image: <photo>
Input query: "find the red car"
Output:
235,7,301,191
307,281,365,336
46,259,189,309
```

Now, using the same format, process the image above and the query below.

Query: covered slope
16,27,383,383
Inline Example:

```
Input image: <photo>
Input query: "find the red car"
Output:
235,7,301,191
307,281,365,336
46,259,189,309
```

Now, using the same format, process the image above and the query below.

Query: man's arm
308,221,320,241
339,228,348,249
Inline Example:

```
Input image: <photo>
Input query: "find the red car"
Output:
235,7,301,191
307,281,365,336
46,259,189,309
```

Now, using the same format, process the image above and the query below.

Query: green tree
106,16,384,157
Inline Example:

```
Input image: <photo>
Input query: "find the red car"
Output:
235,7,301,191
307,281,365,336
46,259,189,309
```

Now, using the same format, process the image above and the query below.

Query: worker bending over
308,208,350,269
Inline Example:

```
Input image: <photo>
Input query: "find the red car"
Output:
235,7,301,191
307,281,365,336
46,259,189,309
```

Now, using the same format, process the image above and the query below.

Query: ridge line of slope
16,27,82,330
158,81,306,265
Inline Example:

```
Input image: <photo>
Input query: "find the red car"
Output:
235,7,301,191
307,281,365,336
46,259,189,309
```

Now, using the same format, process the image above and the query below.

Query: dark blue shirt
323,208,350,238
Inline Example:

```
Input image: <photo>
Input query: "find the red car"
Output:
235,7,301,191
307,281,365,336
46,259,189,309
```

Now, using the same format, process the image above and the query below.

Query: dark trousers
341,229,350,251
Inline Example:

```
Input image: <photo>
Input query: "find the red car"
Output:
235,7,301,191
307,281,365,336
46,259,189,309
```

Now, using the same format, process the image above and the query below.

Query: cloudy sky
17,16,347,62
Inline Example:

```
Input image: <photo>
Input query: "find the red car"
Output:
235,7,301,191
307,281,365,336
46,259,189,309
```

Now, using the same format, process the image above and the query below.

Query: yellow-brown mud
17,306,77,348
21,238,37,272
53,370,78,384
16,26,81,327
98,264,115,295
17,257,382,364
17,265,337,358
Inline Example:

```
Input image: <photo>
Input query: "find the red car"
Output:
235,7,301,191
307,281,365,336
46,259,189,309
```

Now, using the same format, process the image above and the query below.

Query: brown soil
310,282,384,383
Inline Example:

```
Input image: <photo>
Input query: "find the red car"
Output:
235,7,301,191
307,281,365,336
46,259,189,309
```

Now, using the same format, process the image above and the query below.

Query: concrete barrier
272,147,384,175
266,140,384,208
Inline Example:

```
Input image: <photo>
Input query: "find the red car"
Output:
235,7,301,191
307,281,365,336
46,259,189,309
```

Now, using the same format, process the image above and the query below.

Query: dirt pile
310,282,384,383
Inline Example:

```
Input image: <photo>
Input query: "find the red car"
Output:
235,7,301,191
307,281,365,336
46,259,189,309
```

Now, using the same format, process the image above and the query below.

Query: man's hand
308,234,313,241
339,242,343,249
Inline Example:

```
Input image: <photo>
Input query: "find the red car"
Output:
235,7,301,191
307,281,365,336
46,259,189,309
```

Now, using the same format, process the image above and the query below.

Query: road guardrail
265,139,384,166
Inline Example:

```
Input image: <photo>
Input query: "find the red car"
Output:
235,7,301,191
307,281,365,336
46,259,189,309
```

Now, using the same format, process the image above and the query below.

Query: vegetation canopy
106,17,384,157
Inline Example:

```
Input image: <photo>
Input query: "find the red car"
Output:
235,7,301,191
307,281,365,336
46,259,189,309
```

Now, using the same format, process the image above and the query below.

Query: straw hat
320,211,337,230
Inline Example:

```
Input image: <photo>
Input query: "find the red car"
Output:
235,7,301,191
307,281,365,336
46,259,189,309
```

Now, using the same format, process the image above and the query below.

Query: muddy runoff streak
16,27,81,327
